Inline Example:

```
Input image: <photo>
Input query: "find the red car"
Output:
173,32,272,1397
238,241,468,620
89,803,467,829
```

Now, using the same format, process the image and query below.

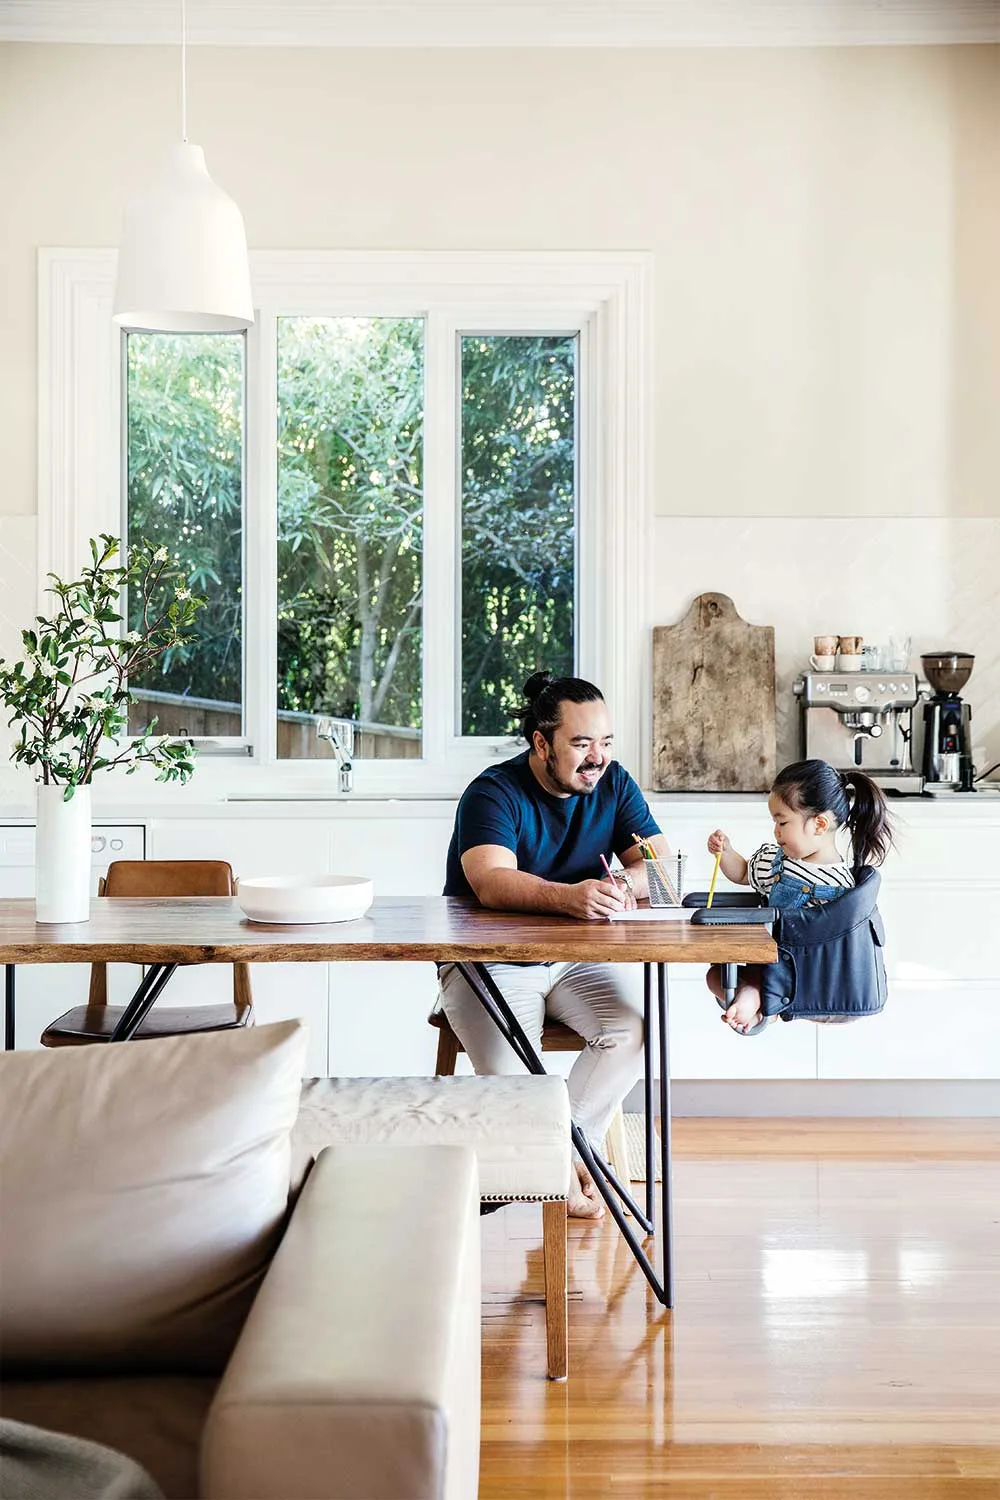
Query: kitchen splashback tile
653,518,1000,774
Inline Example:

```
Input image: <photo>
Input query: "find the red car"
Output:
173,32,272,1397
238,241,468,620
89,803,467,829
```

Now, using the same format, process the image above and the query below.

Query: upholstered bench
293,1075,572,1380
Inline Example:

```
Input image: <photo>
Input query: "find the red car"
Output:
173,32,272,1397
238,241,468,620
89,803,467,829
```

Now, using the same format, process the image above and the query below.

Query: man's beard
545,747,601,796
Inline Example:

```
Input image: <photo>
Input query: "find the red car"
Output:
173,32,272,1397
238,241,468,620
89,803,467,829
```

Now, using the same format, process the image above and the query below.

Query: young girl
706,758,893,1035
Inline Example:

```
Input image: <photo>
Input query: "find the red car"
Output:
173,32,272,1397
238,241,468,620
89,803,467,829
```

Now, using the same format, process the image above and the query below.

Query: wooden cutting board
652,592,775,792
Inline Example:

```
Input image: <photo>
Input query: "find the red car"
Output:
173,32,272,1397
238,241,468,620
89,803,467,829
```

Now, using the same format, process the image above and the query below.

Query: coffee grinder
920,652,974,789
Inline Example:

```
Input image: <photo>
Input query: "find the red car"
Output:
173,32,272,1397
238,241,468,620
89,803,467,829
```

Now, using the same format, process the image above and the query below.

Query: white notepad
608,906,694,922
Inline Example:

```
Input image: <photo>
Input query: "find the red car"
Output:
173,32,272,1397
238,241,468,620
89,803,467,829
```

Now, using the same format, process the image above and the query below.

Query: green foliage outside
125,321,576,744
460,334,575,735
126,333,244,707
276,317,424,731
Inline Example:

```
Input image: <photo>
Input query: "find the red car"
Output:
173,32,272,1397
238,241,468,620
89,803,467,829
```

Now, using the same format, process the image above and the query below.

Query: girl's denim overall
766,848,848,911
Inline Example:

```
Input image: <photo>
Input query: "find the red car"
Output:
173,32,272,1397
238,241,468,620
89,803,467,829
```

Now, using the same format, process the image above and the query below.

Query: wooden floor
479,1120,1000,1498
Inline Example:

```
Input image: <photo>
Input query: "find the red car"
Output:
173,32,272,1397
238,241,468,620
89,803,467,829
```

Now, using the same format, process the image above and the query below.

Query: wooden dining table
0,894,776,1306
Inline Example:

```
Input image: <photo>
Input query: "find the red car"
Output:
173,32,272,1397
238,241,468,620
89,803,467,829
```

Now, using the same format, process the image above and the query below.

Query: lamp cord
180,0,188,142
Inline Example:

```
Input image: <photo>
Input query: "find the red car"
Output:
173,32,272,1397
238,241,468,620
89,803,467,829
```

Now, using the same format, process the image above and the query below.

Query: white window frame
39,249,652,796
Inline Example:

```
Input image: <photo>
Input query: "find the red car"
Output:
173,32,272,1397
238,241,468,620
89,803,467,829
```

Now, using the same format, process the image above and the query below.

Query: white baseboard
624,1080,1000,1117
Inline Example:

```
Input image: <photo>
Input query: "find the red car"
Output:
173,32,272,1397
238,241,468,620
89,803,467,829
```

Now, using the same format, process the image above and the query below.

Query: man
440,672,671,1218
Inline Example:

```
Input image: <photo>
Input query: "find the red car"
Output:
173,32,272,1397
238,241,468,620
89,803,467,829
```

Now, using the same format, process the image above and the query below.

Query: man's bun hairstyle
519,672,604,745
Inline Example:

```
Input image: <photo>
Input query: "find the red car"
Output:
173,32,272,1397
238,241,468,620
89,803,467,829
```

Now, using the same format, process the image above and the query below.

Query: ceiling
2,0,999,48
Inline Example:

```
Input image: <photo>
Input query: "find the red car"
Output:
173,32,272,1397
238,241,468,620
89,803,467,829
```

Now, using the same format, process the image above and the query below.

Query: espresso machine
794,671,922,793
920,652,974,790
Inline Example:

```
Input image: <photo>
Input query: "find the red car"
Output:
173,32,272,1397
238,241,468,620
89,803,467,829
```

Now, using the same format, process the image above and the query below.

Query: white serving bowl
236,874,374,925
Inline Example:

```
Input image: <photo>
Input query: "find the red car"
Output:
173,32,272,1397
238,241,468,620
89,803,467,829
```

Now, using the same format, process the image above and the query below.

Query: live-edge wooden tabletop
0,896,776,967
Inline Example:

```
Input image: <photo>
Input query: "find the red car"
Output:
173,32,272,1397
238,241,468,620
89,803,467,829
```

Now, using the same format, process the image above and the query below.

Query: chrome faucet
316,718,354,793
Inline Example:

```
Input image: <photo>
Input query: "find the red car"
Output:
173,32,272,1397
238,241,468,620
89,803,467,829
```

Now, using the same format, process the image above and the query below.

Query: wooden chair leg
603,1105,633,1210
433,1017,460,1076
542,1199,568,1381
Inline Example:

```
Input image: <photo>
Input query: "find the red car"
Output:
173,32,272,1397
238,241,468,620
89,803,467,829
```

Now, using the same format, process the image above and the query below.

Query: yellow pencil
706,851,722,909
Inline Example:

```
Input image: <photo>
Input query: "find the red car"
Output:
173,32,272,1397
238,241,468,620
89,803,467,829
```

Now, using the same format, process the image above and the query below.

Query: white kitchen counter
3,786,999,822
4,780,998,1098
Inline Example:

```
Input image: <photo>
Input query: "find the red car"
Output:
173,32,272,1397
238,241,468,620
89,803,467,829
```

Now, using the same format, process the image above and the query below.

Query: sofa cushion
0,1021,307,1376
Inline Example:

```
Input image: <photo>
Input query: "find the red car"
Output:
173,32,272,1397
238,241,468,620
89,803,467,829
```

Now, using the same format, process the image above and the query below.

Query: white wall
1,42,998,768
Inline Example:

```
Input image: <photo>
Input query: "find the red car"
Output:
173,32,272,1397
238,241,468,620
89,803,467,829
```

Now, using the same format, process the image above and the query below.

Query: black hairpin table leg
5,964,15,1051
643,963,654,1224
109,963,179,1041
3,959,180,1048
455,958,673,1305
656,960,674,1305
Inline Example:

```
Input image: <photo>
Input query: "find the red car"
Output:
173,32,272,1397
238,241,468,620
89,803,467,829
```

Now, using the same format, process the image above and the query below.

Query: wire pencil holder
646,855,686,907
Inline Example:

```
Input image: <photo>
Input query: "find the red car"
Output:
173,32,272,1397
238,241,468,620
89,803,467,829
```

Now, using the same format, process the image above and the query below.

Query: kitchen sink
226,792,457,802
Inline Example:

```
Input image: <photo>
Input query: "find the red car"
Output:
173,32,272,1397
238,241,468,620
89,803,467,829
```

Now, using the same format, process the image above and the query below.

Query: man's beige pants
438,960,645,1154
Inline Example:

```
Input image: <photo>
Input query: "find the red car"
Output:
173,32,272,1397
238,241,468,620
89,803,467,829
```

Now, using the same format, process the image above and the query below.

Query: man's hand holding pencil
596,853,638,918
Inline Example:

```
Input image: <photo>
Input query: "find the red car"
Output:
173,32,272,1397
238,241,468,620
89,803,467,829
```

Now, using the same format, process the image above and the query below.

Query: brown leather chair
40,860,253,1046
429,1009,633,1194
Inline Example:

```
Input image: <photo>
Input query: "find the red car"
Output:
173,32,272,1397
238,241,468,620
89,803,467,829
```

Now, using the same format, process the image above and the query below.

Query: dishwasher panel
1,823,145,1049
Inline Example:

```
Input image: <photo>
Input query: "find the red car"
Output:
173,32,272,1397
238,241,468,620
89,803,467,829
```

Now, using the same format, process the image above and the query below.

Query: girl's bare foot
721,998,764,1034
719,979,765,1034
722,984,773,1032
568,1161,605,1219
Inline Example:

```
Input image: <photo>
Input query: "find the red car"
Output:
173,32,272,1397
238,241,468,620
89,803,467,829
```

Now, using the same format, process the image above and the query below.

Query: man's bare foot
568,1161,605,1219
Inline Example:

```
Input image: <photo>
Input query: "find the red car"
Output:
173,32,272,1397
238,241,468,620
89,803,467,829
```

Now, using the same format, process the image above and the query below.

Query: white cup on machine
810,634,838,672
836,635,863,672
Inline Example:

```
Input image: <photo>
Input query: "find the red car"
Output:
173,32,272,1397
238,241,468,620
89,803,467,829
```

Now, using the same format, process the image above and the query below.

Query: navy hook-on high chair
686,865,887,1022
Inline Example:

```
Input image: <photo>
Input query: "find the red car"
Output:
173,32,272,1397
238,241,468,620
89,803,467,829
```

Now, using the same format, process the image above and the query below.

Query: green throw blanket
0,1420,164,1500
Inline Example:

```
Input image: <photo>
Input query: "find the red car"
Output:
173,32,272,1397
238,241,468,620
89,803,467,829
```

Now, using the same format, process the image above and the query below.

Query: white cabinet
815,805,1000,1080
667,973,818,1079
148,818,332,1076
816,981,1000,1079
878,880,1000,983
1,822,145,1051
816,875,1000,1080
327,816,453,1076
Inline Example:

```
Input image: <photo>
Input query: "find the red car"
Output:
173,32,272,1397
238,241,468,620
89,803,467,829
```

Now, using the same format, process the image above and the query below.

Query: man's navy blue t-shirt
443,750,660,899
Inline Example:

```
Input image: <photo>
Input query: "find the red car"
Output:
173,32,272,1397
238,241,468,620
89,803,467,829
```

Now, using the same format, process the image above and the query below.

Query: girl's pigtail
842,770,893,866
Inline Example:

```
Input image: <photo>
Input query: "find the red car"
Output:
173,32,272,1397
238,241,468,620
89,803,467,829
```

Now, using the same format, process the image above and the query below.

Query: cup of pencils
633,836,686,907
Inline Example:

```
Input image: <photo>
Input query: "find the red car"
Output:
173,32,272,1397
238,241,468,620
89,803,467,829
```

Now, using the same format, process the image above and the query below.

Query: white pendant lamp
113,0,253,332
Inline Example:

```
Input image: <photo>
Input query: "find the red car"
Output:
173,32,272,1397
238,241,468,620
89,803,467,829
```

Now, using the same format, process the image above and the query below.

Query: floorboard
479,1118,1000,1498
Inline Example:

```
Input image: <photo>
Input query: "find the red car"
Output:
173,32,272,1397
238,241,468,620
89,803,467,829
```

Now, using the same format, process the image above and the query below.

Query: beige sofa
0,1024,481,1500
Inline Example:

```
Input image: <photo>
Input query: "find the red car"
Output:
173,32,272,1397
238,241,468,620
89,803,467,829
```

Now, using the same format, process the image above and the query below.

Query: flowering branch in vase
0,534,205,799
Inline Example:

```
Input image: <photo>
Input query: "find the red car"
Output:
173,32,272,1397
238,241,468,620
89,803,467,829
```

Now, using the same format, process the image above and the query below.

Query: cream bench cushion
294,1074,571,1202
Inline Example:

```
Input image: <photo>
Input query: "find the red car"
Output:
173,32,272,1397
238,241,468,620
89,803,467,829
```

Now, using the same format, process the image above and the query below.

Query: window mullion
245,306,278,763
421,309,459,764
575,314,599,689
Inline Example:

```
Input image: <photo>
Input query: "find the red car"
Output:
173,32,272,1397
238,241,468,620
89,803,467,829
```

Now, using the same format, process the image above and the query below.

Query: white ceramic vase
35,782,92,924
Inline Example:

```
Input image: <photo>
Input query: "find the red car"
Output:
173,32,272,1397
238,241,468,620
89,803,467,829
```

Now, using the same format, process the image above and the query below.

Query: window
41,250,650,791
459,333,577,737
124,332,245,739
275,315,424,760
